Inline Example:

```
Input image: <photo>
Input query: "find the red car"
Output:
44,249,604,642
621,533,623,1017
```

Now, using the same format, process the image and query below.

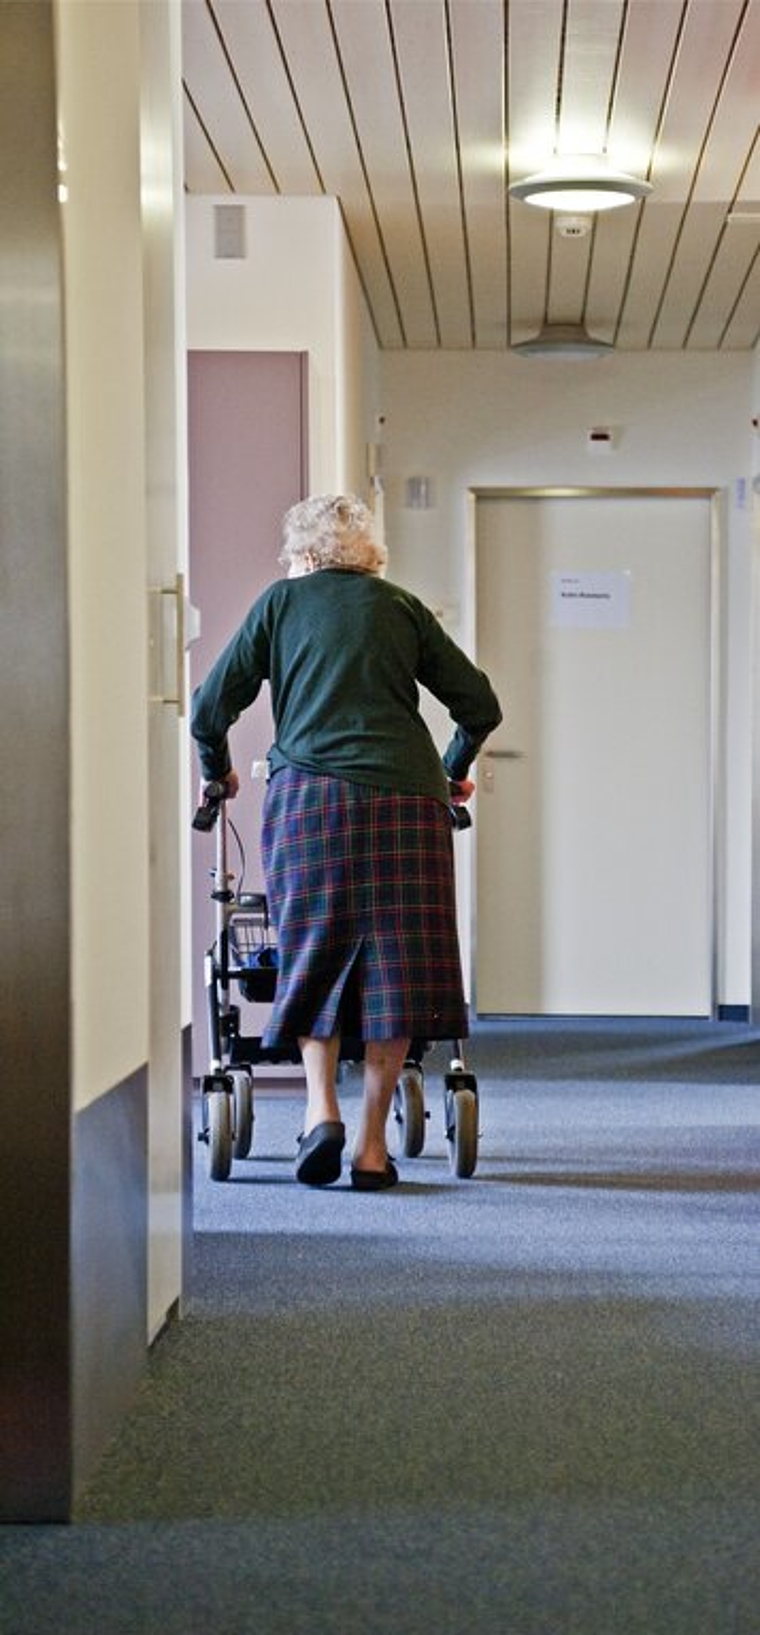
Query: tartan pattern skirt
260,767,468,1046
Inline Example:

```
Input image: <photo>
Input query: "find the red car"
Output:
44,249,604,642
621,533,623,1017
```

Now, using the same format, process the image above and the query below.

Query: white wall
58,0,187,1345
185,195,376,496
379,349,755,1010
58,0,150,1109
749,344,760,1015
183,195,756,1010
336,219,381,496
140,0,189,1340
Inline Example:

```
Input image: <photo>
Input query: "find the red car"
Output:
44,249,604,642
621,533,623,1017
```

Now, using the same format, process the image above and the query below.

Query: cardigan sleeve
416,605,503,780
190,598,271,781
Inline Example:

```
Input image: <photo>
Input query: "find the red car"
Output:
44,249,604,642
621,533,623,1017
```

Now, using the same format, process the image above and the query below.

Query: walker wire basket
228,893,279,1003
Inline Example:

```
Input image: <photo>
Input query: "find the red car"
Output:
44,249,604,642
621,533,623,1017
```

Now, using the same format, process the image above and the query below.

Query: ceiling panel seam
602,0,630,154
264,0,327,191
685,125,760,347
444,0,476,347
613,0,688,345
552,0,570,151
385,0,440,346
718,241,760,349
647,0,752,346
502,0,512,346
183,80,234,191
327,0,407,347
207,0,279,189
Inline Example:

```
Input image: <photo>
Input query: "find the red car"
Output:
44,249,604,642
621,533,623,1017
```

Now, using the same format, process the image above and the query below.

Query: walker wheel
392,1066,426,1158
230,1068,254,1158
446,1083,478,1178
207,1087,232,1181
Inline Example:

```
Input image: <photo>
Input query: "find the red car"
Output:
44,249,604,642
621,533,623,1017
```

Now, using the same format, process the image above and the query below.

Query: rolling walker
192,783,480,1180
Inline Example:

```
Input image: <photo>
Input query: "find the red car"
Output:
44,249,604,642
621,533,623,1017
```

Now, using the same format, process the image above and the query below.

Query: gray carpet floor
2,1020,760,1634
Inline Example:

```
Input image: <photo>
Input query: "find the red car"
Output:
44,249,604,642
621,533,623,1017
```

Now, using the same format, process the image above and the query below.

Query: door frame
465,485,724,1019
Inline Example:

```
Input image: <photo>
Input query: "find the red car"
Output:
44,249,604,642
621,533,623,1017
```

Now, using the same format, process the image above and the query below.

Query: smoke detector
555,213,593,239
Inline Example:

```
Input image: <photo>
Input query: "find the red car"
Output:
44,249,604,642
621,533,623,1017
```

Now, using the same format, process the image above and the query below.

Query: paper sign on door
550,570,631,629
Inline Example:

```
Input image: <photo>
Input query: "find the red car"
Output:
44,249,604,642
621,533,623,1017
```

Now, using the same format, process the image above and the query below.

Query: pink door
188,350,308,1073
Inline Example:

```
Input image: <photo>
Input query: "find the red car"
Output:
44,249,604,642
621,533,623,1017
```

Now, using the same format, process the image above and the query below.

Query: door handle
483,748,525,760
148,572,201,719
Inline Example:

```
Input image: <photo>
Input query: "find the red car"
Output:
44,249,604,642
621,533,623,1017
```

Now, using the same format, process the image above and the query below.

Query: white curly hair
279,493,387,577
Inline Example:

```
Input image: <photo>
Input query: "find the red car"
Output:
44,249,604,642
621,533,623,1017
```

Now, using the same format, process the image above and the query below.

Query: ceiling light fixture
509,156,652,213
511,323,613,359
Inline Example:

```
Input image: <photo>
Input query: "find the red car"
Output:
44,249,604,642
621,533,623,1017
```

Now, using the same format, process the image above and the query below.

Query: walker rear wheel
230,1068,254,1158
392,1067,426,1158
446,1085,478,1178
208,1087,232,1181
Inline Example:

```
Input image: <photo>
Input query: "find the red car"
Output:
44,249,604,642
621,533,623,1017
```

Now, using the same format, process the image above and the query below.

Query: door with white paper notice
474,492,714,1017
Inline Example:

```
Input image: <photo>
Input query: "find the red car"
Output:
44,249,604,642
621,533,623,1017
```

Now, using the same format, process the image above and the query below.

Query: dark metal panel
0,0,72,1522
181,1023,194,1311
71,1069,148,1498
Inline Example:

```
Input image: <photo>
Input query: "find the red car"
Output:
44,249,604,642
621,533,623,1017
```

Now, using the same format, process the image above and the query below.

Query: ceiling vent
512,323,613,359
214,204,246,260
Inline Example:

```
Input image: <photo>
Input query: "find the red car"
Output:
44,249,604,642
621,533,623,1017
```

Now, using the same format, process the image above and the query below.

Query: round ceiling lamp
511,323,613,358
509,158,652,213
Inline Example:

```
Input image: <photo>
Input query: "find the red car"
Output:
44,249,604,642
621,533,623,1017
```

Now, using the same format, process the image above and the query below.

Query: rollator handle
192,780,228,832
448,777,474,830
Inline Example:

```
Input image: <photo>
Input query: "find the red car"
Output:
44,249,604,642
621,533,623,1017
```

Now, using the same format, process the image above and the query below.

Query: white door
475,492,714,1017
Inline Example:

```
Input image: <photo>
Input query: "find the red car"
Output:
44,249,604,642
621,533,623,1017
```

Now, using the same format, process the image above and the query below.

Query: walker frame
192,783,480,1181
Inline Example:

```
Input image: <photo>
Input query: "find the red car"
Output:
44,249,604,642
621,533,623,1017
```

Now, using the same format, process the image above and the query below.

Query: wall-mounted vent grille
214,204,246,260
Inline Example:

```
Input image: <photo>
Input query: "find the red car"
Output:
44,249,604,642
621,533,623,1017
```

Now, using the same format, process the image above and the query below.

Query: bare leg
353,1037,410,1172
298,1035,342,1134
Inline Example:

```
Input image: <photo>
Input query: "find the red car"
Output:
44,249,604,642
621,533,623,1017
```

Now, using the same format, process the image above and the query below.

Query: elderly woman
191,494,501,1190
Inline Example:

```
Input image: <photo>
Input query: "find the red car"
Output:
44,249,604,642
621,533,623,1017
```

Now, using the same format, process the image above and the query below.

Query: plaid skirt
260,767,467,1045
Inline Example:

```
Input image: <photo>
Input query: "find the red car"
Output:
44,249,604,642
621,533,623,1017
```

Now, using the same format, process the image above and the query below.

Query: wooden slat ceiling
182,0,760,351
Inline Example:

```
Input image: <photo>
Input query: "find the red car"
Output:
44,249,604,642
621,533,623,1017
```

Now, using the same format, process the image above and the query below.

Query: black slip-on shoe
350,1157,399,1192
295,1121,346,1186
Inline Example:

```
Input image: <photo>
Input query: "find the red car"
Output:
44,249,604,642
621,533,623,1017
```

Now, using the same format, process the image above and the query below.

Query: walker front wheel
230,1068,254,1158
446,1083,478,1178
392,1067,426,1158
208,1087,232,1181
